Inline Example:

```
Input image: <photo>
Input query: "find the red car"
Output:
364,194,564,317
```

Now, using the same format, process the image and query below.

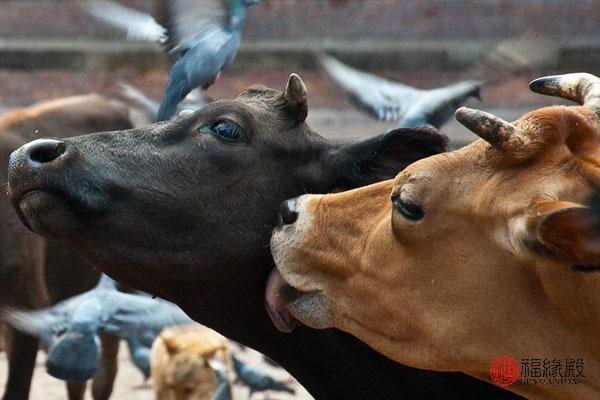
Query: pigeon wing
84,0,166,42
0,306,69,349
400,80,481,129
100,292,191,340
317,54,422,122
157,0,229,53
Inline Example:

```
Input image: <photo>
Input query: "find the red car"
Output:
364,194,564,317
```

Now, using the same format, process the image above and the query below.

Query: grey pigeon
232,355,295,398
85,0,259,121
317,54,480,129
0,274,192,381
119,80,206,121
318,32,558,129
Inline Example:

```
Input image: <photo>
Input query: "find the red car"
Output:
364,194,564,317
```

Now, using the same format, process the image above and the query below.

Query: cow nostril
27,139,67,164
277,200,298,226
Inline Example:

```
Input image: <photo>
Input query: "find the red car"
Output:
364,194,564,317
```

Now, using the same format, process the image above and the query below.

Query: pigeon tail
128,341,151,379
267,379,295,394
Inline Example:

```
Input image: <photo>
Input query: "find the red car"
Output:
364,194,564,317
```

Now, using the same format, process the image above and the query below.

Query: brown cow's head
270,73,600,399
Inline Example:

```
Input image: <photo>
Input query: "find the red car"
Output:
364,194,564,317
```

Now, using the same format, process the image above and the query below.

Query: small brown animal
151,324,231,400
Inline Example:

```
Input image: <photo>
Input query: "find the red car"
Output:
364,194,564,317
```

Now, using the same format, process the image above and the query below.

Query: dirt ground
0,341,313,400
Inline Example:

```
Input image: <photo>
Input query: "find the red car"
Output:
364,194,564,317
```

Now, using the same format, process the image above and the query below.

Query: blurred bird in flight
0,275,192,381
85,0,259,121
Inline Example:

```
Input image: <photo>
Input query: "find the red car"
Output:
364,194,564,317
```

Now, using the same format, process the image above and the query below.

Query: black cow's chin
16,190,80,238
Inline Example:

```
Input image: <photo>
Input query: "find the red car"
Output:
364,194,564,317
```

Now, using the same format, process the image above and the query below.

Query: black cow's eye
392,194,424,221
210,120,245,142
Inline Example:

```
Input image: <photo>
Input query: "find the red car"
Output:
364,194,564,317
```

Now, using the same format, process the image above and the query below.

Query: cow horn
529,73,600,116
283,73,308,123
455,107,526,153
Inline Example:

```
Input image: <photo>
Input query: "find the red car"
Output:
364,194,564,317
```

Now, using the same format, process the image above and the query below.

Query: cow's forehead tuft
237,85,280,101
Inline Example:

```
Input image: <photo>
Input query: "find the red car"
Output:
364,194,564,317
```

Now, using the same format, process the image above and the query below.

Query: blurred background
1,0,599,145
0,1,599,399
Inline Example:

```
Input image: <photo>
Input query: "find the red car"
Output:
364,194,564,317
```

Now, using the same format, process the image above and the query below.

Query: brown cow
0,94,133,400
269,73,600,400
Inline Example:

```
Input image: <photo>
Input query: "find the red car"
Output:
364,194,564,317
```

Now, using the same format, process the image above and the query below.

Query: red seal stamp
489,356,520,387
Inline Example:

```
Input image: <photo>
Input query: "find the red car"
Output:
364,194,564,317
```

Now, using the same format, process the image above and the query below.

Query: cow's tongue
265,269,298,333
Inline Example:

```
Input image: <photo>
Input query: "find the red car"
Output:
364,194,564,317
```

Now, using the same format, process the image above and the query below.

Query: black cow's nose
277,199,298,226
24,139,67,165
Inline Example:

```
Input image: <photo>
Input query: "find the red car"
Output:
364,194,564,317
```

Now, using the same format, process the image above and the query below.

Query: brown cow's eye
392,194,424,221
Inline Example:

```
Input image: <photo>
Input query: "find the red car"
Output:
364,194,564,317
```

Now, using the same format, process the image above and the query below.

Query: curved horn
455,107,526,153
529,73,600,115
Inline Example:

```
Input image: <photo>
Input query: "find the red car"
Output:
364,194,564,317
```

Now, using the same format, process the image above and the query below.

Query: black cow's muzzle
8,138,81,237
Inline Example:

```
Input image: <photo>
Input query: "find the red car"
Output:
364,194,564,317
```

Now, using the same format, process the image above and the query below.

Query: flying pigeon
317,54,480,129
232,355,295,398
318,32,557,129
0,274,192,381
85,0,259,121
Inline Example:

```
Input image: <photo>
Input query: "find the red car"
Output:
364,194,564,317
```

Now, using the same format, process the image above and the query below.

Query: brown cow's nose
23,139,67,165
277,199,298,226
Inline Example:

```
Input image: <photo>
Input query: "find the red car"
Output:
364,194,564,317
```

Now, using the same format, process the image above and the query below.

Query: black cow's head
8,74,446,309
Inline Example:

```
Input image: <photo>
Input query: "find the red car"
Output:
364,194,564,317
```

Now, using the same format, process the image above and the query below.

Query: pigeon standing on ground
85,0,259,121
232,355,295,398
0,274,193,381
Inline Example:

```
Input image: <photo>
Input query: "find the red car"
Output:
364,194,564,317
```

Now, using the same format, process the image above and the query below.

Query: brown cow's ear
328,127,448,189
161,332,181,355
283,73,308,123
531,201,600,269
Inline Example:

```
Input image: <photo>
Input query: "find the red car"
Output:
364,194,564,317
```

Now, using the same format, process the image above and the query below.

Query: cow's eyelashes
202,120,246,143
392,194,424,221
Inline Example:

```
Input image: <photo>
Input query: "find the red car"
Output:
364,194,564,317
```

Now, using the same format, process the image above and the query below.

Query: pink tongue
265,269,298,333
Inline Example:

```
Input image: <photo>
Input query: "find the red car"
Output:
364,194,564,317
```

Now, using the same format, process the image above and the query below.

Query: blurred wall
0,0,598,42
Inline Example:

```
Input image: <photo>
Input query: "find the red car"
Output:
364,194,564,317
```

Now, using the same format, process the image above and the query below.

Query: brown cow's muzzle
266,199,301,332
267,197,333,333
8,138,82,238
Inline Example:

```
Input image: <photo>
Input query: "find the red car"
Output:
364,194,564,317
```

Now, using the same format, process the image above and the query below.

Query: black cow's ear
327,127,448,189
